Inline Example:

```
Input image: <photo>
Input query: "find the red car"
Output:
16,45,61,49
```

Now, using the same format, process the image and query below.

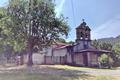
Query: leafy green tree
68,41,74,44
92,39,100,49
99,42,113,50
0,7,7,37
99,54,109,68
56,38,67,43
99,42,113,68
0,0,70,66
112,43,120,66
113,43,120,56
99,53,113,68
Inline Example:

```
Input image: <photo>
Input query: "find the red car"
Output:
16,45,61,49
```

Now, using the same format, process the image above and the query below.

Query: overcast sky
0,0,120,41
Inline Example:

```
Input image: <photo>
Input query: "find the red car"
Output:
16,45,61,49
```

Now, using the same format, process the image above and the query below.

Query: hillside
97,35,120,45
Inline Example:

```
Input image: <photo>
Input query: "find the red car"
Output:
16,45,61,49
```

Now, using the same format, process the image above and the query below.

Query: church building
43,20,111,67
23,20,111,67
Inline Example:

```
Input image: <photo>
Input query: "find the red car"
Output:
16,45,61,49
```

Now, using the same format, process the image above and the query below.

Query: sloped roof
51,41,70,50
76,21,91,31
53,45,70,50
74,48,111,53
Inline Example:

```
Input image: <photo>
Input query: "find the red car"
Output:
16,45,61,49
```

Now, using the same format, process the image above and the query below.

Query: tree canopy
0,0,70,66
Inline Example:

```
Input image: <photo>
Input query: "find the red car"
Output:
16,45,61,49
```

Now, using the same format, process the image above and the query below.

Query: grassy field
0,72,119,80
0,65,120,80
48,65,120,71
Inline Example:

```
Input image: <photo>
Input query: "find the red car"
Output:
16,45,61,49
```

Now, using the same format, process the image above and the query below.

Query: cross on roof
82,19,85,22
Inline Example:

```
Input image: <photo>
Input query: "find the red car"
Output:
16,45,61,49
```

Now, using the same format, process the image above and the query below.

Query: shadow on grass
0,72,95,80
43,67,95,80
0,66,95,80
64,74,95,80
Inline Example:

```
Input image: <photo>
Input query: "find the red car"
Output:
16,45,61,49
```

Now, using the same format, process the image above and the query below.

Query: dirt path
80,69,120,76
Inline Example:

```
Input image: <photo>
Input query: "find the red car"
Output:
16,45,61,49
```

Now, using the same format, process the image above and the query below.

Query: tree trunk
27,40,33,66
20,55,24,65
27,50,33,66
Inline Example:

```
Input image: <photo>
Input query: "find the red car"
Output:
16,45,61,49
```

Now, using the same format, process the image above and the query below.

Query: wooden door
83,53,88,66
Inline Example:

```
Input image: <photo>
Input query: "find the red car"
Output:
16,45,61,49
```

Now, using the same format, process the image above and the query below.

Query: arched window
80,32,84,39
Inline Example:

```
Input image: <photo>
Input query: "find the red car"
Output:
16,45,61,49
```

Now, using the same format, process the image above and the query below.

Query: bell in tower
76,19,91,41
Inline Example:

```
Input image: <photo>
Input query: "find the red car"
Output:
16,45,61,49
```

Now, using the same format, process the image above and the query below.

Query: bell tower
76,19,91,41
74,19,91,50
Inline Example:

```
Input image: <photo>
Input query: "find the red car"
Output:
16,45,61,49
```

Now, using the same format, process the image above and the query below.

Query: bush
99,54,113,68
111,51,120,67
112,44,120,67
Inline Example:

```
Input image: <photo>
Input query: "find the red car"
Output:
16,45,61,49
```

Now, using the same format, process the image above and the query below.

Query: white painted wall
24,53,45,65
46,47,53,56
53,48,67,57
66,53,72,63
32,53,45,64
23,54,28,64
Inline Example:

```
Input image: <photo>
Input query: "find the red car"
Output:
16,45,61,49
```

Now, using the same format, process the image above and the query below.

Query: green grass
48,65,114,71
0,72,119,80
93,75,120,80
0,65,120,80
0,73,66,80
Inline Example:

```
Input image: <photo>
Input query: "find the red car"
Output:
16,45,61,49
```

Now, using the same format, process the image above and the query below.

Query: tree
112,43,120,66
99,42,113,68
0,7,7,38
92,39,100,49
99,42,113,51
92,40,114,68
56,38,67,43
1,0,70,66
68,41,74,44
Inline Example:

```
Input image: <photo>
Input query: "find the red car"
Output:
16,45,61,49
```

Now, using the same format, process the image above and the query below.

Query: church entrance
83,53,88,66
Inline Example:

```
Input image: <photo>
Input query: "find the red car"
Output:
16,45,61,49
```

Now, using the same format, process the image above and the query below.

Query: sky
0,0,8,7
0,0,120,41
55,0,120,41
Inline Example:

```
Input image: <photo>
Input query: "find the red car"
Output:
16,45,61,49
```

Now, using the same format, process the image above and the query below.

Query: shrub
99,54,113,68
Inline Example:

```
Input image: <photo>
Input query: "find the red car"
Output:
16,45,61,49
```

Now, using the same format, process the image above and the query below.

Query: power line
71,0,76,27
